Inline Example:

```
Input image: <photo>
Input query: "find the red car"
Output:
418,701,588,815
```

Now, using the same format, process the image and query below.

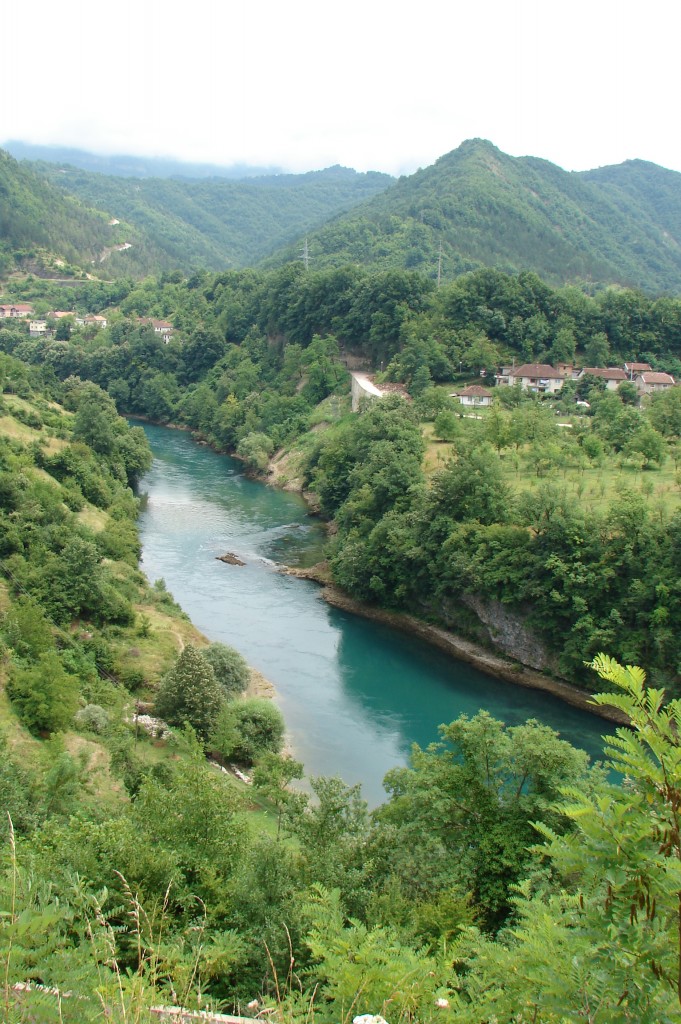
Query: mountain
0,148,140,277
2,140,283,179
24,160,394,274
265,140,681,293
7,138,681,293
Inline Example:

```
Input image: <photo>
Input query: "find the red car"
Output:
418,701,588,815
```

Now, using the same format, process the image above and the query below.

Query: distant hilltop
1,140,285,180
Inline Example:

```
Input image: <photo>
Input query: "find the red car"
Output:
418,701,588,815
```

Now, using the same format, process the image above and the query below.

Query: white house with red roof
83,314,108,329
624,361,652,378
454,384,493,407
0,303,33,318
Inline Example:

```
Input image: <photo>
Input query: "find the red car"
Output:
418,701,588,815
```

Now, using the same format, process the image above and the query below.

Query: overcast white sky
3,0,679,176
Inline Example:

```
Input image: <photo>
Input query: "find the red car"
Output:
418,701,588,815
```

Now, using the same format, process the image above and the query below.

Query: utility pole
300,237,311,270
437,242,443,288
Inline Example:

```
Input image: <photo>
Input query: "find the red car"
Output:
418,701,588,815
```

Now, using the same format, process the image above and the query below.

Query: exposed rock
216,552,245,566
460,594,556,673
315,584,628,724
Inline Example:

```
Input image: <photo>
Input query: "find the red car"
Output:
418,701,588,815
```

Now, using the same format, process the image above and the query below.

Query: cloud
2,0,680,175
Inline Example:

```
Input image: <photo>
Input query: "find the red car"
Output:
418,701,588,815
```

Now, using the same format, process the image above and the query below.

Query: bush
75,703,109,734
7,652,79,734
211,698,285,765
202,642,249,699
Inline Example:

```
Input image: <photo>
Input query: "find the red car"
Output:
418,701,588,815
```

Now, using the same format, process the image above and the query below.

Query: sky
3,0,680,177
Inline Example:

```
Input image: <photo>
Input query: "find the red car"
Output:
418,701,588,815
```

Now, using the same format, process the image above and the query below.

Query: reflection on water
136,422,614,807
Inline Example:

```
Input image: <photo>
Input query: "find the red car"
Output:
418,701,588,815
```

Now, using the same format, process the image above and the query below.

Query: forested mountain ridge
9,137,681,292
268,139,681,292
0,149,135,278
22,159,394,276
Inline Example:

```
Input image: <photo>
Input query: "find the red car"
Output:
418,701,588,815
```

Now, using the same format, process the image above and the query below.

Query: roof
639,372,675,385
458,385,493,397
512,363,564,378
0,303,33,311
624,362,652,372
579,367,627,380
139,317,174,329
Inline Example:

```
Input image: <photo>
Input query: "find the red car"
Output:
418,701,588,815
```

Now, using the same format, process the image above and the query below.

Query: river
136,422,614,806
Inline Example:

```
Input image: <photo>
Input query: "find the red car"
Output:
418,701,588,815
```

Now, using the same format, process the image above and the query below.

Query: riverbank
283,564,629,726
134,418,627,739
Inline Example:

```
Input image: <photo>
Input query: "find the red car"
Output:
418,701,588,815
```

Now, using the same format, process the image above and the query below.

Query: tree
617,379,639,406
202,642,250,698
433,408,459,441
155,644,225,741
252,752,305,838
211,697,285,765
376,711,591,930
6,652,79,734
409,364,432,397
236,432,274,472
453,655,681,1022
584,331,610,367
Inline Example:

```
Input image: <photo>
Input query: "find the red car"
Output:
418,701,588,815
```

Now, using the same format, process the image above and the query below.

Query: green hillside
267,139,681,292
29,161,394,274
0,149,137,278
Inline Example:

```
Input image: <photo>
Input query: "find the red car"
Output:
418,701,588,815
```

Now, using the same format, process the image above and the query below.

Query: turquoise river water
136,422,614,806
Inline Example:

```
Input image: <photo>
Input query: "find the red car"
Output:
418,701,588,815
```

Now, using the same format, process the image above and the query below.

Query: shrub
7,652,79,734
202,642,249,699
75,703,109,734
211,698,285,765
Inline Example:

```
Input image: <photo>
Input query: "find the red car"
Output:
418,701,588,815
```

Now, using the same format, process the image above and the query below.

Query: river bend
136,423,612,806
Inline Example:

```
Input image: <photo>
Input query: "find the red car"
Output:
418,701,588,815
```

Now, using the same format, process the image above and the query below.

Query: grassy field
422,413,681,518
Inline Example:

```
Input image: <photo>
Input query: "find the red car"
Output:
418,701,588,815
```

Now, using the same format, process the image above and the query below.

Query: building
29,320,48,338
505,364,565,394
636,371,676,395
624,361,652,378
577,367,628,391
454,385,493,407
83,314,108,329
0,304,33,318
138,318,175,342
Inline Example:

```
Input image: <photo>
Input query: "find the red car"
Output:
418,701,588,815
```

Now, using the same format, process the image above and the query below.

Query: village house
0,303,34,318
29,320,49,338
636,371,676,395
139,318,174,338
504,363,565,394
624,361,652,378
47,311,76,320
577,367,628,391
453,384,493,407
83,314,107,329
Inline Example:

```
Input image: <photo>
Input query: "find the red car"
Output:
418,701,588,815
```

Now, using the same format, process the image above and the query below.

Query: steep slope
29,162,394,273
0,149,132,277
266,140,681,292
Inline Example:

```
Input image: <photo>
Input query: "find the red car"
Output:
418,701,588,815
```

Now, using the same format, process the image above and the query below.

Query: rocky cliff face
458,594,557,673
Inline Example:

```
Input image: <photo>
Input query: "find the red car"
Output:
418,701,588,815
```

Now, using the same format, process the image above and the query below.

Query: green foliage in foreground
1,656,681,1022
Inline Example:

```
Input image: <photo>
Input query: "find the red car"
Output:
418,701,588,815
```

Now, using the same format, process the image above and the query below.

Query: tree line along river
135,422,613,807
